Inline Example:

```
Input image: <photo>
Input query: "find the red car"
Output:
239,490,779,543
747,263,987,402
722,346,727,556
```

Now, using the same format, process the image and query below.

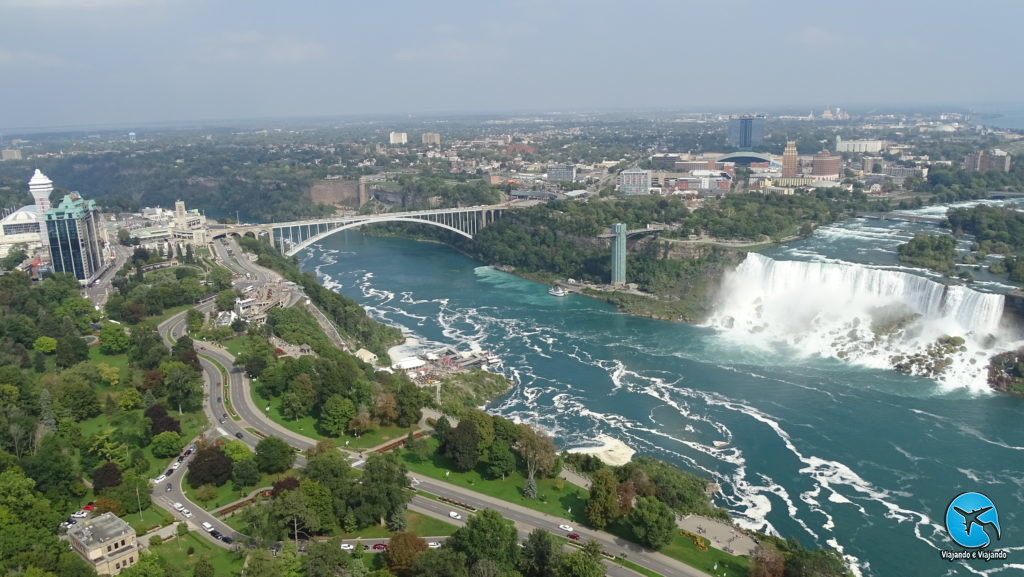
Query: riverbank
566,434,636,467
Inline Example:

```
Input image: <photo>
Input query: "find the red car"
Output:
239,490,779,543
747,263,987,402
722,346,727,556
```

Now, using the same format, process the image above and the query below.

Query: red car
372,543,388,550
82,505,94,511
566,533,581,541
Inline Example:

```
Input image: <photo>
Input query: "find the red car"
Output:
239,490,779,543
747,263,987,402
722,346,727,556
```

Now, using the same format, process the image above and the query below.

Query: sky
0,0,1022,129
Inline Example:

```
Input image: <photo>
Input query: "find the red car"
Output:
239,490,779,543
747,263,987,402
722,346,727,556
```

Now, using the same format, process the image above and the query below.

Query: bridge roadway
150,238,708,577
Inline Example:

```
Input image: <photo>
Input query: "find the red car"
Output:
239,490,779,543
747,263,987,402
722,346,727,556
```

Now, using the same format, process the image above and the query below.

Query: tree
554,551,604,577
446,419,482,472
195,484,218,504
626,497,676,550
352,453,410,528
93,496,125,517
193,556,215,577
222,439,253,462
186,308,204,334
448,509,519,570
33,336,57,354
470,560,502,577
486,440,516,480
159,360,203,413
585,468,621,529
319,394,355,437
410,549,470,577
55,336,89,368
255,436,295,474
100,472,151,513
150,430,183,458
519,529,563,577
232,458,261,489
515,424,557,492
750,545,785,577
215,289,238,312
188,446,233,488
92,462,123,493
98,323,130,355
305,539,348,577
384,531,427,576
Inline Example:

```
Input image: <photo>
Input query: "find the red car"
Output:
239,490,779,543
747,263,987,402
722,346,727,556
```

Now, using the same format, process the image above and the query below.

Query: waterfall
709,253,1011,390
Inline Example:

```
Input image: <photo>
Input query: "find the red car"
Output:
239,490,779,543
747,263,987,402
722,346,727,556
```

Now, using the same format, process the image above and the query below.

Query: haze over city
2,0,1023,129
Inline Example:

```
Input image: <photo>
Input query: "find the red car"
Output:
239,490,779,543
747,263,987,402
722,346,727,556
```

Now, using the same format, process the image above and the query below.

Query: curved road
150,240,708,577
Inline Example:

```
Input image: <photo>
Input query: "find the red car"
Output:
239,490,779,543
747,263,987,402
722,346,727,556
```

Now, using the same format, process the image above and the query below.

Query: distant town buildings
45,192,105,282
389,131,408,145
728,115,765,149
618,168,651,195
0,169,53,258
781,141,799,178
547,164,576,183
421,132,441,146
1,149,22,161
835,136,885,153
67,512,138,575
131,200,208,249
611,223,626,286
964,149,1012,173
811,151,842,179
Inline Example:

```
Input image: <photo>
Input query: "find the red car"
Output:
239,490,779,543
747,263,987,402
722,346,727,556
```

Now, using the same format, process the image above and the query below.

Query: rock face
988,349,1024,395
890,335,966,378
309,179,361,207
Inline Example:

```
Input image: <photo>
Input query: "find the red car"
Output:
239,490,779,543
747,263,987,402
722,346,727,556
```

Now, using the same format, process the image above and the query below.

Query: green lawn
77,408,206,479
406,512,458,537
87,348,131,387
250,386,417,449
401,439,590,523
128,506,173,535
157,531,245,576
185,470,296,510
221,336,247,357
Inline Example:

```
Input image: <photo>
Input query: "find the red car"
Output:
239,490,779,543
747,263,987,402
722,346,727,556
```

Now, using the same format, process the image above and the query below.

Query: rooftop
67,512,134,548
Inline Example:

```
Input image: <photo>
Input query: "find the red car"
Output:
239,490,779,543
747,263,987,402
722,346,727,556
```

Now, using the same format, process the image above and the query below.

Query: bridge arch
284,216,474,256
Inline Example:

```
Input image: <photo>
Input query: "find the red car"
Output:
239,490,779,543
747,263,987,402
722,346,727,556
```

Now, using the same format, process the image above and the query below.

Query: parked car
171,461,181,470
221,536,233,544
558,524,574,532
176,455,185,463
165,469,174,476
71,510,88,519
83,502,94,510
427,541,441,549
153,474,167,484
340,543,355,551
567,533,581,541
372,543,387,550
201,522,214,533
448,511,462,520
173,502,184,511
210,530,223,539
182,509,193,518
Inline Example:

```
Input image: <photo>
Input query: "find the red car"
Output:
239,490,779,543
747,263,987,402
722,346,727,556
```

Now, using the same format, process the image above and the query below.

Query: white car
340,543,355,551
448,511,462,520
182,508,194,518
172,502,184,511
427,541,441,549
153,474,167,484
71,510,88,519
558,524,574,532
171,461,181,470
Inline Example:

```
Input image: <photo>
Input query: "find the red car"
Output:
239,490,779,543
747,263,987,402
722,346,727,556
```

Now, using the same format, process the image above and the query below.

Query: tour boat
548,286,568,297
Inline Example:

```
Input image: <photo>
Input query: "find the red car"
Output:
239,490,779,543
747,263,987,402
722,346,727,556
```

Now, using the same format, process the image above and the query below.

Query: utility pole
135,486,144,525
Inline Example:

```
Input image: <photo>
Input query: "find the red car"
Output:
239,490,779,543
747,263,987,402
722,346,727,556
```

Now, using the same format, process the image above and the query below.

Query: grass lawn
87,347,131,387
77,408,206,478
185,470,297,510
128,506,173,535
406,512,457,537
401,439,589,523
158,531,245,576
221,336,247,357
250,386,416,449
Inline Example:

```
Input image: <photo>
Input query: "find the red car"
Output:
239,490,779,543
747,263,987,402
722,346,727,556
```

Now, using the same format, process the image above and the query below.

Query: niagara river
298,207,1024,577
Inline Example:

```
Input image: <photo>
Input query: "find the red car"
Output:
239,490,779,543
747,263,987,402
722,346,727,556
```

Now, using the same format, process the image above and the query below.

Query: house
354,348,378,365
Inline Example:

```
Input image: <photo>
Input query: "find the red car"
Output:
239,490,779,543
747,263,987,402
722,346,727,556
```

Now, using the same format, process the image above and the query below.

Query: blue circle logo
945,492,1001,549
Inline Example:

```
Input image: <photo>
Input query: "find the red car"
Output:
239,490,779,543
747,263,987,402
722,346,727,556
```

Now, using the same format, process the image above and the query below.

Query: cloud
0,47,65,67
0,0,162,8
393,39,472,63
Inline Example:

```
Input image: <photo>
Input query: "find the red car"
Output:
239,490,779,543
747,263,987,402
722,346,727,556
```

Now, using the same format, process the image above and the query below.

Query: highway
147,239,706,576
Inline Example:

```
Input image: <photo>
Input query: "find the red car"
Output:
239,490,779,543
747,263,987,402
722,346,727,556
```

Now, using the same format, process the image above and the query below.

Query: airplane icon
953,506,1001,540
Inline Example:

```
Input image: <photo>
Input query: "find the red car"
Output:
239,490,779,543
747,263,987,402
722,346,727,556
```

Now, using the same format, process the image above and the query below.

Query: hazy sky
1,0,1021,129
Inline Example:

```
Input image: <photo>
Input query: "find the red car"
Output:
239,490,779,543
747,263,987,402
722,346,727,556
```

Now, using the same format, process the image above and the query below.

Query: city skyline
0,0,1022,129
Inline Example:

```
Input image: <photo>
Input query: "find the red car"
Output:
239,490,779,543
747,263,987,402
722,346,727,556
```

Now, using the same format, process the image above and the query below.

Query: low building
354,348,378,365
835,136,885,153
67,513,139,575
618,168,651,195
1,149,22,161
546,164,576,183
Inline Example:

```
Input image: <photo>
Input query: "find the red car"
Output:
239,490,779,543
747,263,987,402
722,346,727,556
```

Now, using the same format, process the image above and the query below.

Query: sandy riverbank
567,434,636,467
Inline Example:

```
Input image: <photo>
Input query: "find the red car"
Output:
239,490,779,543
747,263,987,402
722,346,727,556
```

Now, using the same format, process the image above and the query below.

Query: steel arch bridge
211,204,507,256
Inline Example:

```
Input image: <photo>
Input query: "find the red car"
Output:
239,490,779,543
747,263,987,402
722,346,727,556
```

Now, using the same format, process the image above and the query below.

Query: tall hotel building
45,192,104,282
781,141,799,178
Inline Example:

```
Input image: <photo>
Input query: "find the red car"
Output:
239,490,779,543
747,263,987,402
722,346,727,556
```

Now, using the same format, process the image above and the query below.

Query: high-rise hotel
45,192,104,282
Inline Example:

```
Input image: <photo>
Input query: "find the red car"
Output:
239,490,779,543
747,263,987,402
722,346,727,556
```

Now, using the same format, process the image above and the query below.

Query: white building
835,136,885,154
618,168,652,195
389,131,408,145
0,205,43,257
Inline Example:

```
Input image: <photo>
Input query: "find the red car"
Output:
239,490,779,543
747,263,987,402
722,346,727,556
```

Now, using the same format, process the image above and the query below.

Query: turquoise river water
298,207,1024,577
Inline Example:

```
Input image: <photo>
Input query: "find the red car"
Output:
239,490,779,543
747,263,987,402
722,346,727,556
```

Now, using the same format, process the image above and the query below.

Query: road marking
216,427,229,436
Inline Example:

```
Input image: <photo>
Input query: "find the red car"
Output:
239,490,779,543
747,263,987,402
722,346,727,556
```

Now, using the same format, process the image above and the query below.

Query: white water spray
710,253,1013,390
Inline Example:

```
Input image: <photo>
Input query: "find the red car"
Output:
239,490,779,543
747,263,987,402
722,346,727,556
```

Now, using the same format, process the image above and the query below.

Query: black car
165,469,174,476
176,455,185,462
210,530,223,539
221,535,233,544
165,483,172,492
235,432,244,439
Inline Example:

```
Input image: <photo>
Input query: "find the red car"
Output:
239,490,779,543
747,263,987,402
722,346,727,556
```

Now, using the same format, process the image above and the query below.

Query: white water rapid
710,253,1013,391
